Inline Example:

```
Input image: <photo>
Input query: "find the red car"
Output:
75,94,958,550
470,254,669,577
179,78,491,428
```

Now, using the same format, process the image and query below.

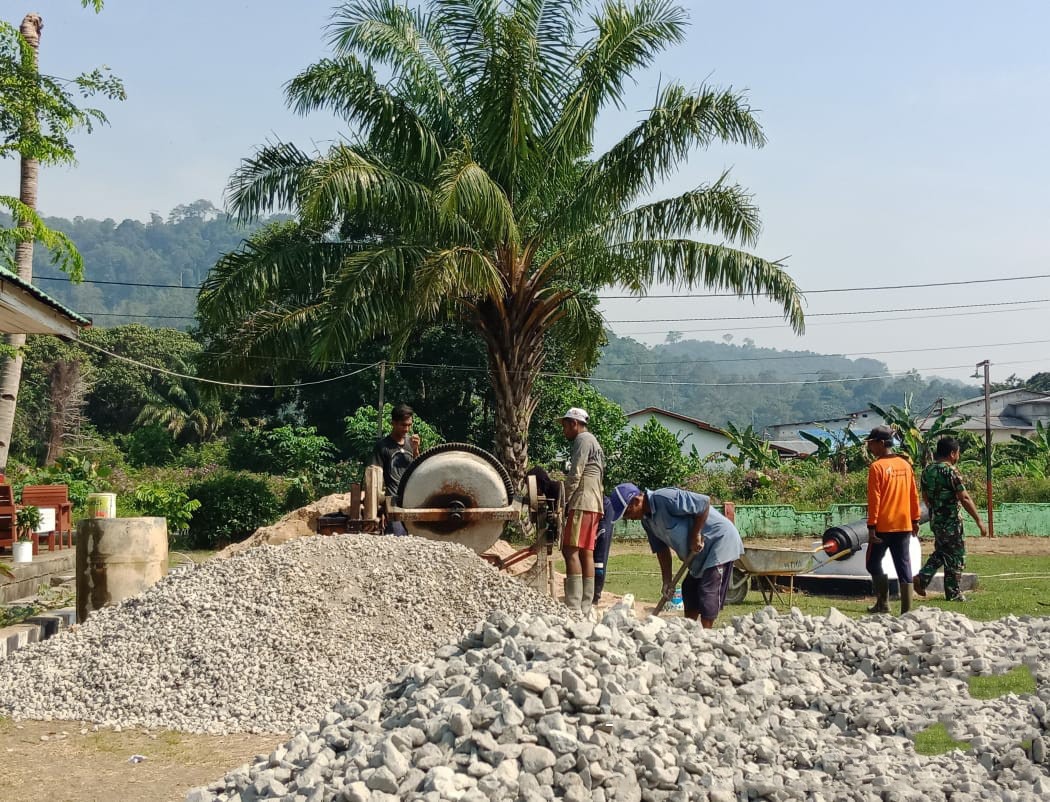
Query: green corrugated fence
614,503,1050,539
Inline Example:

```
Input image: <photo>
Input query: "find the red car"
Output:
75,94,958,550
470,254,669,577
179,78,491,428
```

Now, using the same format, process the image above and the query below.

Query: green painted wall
616,503,1050,539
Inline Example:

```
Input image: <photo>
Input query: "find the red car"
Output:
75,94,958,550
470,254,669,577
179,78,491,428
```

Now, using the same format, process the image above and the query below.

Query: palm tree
199,0,805,482
135,378,229,443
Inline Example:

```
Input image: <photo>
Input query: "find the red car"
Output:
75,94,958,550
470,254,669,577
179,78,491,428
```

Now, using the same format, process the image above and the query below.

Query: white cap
560,407,589,424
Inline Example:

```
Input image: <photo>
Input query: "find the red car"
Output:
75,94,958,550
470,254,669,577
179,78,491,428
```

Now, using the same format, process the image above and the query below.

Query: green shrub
132,481,201,533
228,425,335,476
185,473,280,549
124,424,177,467
175,439,230,469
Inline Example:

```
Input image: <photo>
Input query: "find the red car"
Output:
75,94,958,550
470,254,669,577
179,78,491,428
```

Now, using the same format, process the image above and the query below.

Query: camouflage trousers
917,526,966,600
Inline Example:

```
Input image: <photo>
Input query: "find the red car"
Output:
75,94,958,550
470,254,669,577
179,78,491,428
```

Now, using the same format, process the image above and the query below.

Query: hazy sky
4,0,1049,385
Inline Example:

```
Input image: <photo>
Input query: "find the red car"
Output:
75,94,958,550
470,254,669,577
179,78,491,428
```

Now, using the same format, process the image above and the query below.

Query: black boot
900,582,913,614
867,575,890,613
592,570,606,605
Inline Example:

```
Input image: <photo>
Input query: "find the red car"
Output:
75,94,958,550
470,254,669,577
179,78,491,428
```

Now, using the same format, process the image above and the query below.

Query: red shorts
562,509,600,550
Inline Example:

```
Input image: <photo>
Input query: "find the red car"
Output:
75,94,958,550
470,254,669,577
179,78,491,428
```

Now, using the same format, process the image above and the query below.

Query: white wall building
625,407,735,467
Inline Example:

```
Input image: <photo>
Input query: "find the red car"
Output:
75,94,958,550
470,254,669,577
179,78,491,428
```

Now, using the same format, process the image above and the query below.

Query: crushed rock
0,535,564,734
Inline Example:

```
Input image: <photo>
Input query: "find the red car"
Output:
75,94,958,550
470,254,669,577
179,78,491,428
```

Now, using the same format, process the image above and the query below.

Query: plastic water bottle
670,586,684,611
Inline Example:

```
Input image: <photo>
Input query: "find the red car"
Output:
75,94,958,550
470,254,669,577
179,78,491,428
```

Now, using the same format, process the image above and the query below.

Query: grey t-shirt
564,431,605,513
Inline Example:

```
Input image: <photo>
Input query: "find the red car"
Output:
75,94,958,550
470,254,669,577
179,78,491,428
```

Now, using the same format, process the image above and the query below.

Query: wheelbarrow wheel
724,567,750,605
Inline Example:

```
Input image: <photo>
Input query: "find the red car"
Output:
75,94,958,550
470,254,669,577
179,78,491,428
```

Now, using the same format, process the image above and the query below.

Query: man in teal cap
610,482,743,627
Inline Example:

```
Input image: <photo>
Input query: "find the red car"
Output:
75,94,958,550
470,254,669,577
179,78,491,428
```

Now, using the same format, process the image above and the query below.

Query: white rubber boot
581,577,595,617
563,575,583,612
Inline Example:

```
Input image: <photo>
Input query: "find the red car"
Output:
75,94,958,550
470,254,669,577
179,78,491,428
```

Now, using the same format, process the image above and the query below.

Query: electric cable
70,338,382,389
32,271,1050,296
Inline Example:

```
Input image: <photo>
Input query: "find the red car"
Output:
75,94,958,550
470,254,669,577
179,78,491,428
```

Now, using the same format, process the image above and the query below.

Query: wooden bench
20,485,74,550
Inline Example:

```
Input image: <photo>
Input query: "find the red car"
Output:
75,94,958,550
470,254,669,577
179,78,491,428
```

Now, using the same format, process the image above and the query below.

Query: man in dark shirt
370,403,420,535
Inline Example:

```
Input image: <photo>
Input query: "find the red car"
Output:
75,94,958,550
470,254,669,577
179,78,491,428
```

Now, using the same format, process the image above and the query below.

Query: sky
4,0,1050,386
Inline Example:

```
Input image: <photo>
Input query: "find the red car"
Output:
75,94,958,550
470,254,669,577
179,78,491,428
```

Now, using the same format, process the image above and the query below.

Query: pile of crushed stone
0,535,564,734
190,604,1049,802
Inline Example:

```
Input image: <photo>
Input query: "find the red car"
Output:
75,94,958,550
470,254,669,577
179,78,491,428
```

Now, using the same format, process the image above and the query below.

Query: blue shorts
682,562,734,620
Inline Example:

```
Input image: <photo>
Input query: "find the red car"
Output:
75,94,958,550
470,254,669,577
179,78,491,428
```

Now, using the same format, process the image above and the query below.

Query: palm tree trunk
0,14,43,470
477,300,545,489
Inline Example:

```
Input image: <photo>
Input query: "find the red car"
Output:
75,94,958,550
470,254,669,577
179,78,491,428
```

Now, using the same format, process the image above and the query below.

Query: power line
598,338,1050,367
33,271,1050,296
70,339,383,389
606,298,1050,324
78,297,1050,327
616,302,1050,335
597,272,1050,299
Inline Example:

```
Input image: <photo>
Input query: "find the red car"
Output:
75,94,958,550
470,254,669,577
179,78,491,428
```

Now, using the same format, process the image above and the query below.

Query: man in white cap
559,407,605,614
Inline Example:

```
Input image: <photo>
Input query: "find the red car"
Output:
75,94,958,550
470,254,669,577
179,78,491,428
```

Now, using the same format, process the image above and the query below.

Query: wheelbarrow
727,544,835,606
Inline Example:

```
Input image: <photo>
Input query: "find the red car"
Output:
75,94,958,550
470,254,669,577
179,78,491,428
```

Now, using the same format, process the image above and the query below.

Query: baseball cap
608,482,642,522
560,407,589,424
865,425,895,444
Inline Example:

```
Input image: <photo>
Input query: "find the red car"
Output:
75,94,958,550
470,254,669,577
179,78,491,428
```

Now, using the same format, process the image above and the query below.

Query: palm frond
225,141,314,222
549,83,765,235
198,222,351,329
432,151,520,246
285,56,447,173
546,0,688,159
328,0,462,118
594,237,805,334
596,178,763,247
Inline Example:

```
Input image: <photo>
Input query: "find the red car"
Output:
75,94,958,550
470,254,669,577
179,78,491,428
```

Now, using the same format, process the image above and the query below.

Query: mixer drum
396,443,515,553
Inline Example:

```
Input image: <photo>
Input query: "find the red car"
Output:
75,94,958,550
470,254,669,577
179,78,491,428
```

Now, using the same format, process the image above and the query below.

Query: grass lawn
579,542,1050,623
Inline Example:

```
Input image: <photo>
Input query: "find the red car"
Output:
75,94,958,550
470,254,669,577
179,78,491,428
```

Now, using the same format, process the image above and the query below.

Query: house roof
767,410,874,430
768,439,819,456
956,415,1034,432
954,388,1050,407
625,407,727,436
0,267,90,337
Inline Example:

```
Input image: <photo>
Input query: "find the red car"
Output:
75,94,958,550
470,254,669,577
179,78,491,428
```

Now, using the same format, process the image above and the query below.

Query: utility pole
377,361,386,437
976,359,994,538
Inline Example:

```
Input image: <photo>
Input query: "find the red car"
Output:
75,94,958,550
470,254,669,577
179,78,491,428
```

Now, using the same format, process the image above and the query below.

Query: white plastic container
12,540,33,563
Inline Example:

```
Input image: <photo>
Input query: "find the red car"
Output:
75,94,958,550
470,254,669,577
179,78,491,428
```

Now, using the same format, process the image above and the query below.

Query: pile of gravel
190,604,1049,802
0,535,563,734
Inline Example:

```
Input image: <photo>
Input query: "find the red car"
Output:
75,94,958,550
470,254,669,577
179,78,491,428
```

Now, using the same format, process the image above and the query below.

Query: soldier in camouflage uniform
915,437,988,601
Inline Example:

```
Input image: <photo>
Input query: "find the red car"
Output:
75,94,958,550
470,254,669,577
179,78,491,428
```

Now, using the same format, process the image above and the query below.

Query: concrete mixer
317,443,564,595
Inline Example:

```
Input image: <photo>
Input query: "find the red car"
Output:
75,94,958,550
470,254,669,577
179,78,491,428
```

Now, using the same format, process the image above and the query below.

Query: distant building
765,409,886,455
764,389,1050,450
0,267,91,337
625,407,734,466
950,389,1050,443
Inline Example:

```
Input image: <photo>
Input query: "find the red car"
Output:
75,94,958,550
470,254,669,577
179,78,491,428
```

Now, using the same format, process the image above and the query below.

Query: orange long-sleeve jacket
867,454,920,533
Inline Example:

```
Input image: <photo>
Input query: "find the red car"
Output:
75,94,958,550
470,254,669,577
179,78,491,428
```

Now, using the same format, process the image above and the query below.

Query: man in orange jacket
865,425,921,614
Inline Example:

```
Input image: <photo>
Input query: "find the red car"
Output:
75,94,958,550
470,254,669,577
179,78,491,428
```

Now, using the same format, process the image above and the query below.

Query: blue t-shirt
643,488,744,577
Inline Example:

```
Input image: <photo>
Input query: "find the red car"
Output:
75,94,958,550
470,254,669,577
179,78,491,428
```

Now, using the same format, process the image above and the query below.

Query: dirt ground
0,719,276,802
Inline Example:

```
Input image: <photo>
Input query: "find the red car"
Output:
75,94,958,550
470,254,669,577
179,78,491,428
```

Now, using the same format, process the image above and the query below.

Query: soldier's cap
865,425,895,444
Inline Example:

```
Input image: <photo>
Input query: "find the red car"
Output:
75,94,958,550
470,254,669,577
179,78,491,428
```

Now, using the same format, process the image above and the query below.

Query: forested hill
11,204,976,428
3,201,279,329
594,332,976,430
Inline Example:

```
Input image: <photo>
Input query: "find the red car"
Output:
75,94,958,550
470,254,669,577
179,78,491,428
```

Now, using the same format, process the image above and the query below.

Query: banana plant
868,395,969,466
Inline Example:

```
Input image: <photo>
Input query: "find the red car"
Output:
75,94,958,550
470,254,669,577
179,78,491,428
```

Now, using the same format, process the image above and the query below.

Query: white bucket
85,492,117,519
12,540,33,563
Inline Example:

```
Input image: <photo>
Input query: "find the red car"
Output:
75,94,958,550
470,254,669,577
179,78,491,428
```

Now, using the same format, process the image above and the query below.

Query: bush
228,425,335,476
123,424,177,467
185,473,280,549
175,439,230,469
131,481,201,534
607,418,701,492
